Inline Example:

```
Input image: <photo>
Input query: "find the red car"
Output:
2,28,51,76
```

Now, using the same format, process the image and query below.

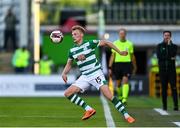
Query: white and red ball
50,30,63,43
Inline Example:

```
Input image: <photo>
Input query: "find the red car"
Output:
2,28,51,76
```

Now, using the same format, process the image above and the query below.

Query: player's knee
64,89,77,97
64,90,71,97
106,95,113,101
64,85,81,97
103,91,113,101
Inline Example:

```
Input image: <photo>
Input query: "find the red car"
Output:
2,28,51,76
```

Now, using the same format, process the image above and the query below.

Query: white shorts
72,69,107,93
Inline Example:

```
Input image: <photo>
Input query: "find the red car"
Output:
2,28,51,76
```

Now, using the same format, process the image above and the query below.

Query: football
50,30,63,43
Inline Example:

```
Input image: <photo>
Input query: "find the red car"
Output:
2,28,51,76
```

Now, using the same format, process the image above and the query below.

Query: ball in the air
50,30,63,43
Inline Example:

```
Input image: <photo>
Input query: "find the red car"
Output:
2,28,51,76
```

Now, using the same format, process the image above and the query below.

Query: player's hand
77,54,86,61
62,74,67,83
119,51,128,56
167,39,171,45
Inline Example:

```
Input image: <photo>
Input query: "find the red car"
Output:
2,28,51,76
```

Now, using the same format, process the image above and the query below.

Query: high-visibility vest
12,49,30,68
40,60,53,75
111,40,134,62
150,57,159,73
176,56,180,73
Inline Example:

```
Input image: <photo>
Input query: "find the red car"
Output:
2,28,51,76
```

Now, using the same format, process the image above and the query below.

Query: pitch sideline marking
154,108,180,127
173,122,180,127
153,108,169,115
100,94,116,128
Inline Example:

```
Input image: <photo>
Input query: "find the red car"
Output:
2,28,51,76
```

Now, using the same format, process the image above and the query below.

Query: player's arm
108,52,115,77
99,40,128,56
61,59,73,83
131,54,137,75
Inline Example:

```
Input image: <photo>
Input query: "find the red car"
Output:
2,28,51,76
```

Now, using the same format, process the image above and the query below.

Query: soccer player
61,25,135,123
108,28,137,104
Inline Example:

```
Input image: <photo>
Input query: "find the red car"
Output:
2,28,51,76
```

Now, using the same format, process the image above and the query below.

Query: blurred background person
156,31,179,111
39,55,54,75
4,8,17,52
176,55,180,73
12,46,30,73
108,28,137,104
149,51,159,73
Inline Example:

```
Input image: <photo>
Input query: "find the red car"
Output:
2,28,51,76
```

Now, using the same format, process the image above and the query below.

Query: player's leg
108,76,114,95
64,85,90,110
168,72,178,111
113,63,123,100
64,75,96,120
159,72,168,110
121,63,132,104
11,30,17,50
116,79,123,100
90,69,134,123
100,85,135,123
4,30,9,50
121,76,129,104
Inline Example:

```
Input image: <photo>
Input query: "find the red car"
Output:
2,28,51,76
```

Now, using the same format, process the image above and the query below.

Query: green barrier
42,33,99,67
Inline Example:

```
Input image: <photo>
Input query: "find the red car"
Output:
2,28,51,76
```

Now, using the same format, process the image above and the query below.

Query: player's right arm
99,40,128,56
61,59,73,83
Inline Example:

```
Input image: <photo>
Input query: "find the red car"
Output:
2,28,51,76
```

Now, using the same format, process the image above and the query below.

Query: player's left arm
131,54,137,75
99,40,128,56
130,43,137,75
61,59,73,83
108,52,115,77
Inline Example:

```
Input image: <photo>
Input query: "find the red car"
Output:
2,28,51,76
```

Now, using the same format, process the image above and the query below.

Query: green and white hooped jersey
68,40,101,76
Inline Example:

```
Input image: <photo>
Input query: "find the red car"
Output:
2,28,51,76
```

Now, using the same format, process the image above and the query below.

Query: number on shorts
95,76,101,84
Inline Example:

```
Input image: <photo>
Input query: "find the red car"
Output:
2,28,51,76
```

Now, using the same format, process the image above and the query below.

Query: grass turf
109,96,180,127
0,96,179,127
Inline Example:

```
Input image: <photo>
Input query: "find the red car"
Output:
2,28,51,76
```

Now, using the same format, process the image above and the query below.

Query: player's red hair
71,25,86,34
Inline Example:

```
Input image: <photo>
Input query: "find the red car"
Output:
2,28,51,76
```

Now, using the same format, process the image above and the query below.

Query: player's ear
81,32,84,37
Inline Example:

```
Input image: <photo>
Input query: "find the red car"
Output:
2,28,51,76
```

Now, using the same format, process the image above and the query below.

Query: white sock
85,105,92,111
124,113,130,119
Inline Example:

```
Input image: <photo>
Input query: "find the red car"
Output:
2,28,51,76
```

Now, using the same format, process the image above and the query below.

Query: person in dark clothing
4,8,17,51
156,30,179,111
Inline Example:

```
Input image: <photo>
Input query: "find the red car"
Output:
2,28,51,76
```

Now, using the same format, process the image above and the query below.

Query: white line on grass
173,122,180,127
100,94,116,128
154,108,169,115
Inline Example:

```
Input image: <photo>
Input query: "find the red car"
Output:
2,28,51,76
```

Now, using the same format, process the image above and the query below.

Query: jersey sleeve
89,40,100,49
129,42,134,54
111,48,116,53
68,50,73,60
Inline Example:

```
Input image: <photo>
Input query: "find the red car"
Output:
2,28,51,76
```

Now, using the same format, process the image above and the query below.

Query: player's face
72,29,83,43
119,30,126,40
163,32,171,42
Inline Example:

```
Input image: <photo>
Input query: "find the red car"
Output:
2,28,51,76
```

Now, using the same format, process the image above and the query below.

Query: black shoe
174,107,179,111
163,107,167,111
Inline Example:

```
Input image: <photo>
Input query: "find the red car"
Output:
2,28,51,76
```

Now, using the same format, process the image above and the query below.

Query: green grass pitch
0,96,179,127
